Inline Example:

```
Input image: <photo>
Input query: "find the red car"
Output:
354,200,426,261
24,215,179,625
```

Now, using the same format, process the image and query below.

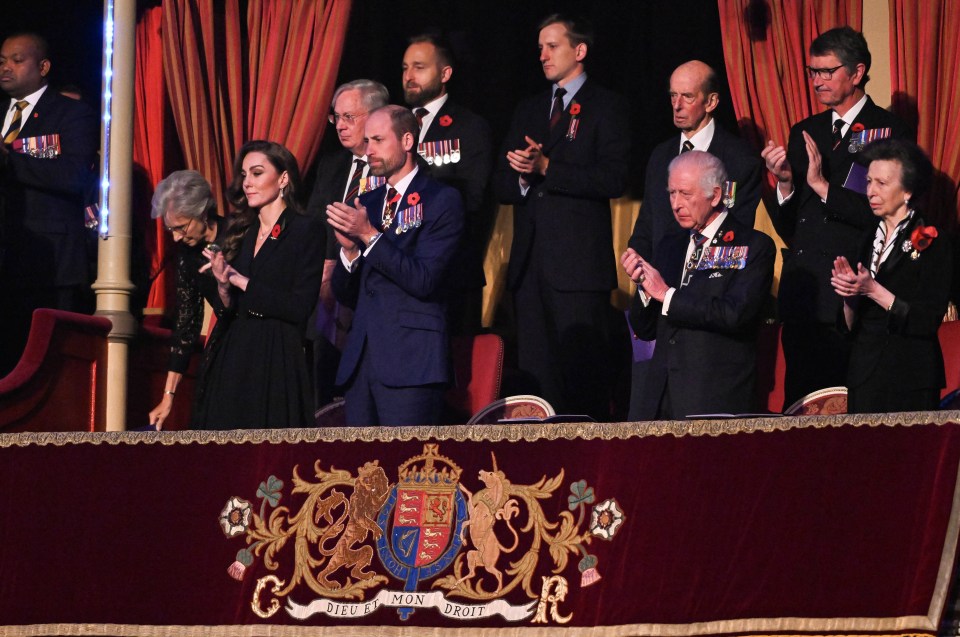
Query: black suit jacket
332,169,465,387
305,148,358,260
629,216,775,419
844,213,951,394
770,96,910,324
628,123,762,261
494,78,630,291
420,99,493,289
0,87,98,288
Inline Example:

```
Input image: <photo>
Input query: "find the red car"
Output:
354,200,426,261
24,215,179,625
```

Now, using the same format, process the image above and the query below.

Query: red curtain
134,6,171,309
246,0,351,170
717,1,862,196
137,0,352,309
889,0,960,229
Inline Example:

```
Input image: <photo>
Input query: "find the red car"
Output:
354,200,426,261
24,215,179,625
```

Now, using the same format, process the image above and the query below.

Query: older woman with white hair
147,170,225,429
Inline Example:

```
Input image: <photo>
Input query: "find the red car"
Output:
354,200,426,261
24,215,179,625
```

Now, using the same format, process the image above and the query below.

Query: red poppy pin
407,192,420,206
270,223,282,239
909,224,937,259
851,123,865,133
722,230,735,242
439,115,453,127
569,103,581,116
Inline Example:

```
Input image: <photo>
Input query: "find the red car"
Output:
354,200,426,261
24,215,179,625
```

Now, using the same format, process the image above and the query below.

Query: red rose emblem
911,225,938,252
851,123,865,133
723,231,735,242
569,103,581,116
439,115,453,127
407,192,420,206
270,223,282,239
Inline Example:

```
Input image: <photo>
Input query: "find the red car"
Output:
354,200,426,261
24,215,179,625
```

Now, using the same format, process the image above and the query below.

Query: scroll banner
2,413,960,636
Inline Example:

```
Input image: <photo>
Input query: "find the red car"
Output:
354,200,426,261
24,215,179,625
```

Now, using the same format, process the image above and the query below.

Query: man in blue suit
327,105,465,426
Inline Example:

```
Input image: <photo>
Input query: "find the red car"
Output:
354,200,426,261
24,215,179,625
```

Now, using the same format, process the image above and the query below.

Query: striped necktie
3,100,28,144
549,88,566,129
343,158,366,203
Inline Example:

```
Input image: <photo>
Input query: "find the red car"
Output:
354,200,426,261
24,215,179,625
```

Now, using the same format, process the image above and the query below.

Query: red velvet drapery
137,0,352,309
717,1,862,198
889,0,960,229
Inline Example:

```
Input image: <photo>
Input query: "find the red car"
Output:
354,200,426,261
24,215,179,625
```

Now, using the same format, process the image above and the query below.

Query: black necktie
343,158,366,203
681,140,694,154
382,187,399,229
549,88,567,129
3,100,28,144
832,119,845,150
414,107,429,132
682,231,709,286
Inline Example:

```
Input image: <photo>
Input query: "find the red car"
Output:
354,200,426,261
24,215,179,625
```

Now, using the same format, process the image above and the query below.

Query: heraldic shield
377,445,467,616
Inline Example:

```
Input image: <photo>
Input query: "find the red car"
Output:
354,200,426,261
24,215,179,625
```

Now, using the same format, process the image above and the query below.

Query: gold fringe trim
0,621,936,637
1,410,958,448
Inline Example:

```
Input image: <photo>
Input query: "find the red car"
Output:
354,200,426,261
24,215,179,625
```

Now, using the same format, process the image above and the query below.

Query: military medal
848,126,891,153
722,180,737,209
382,190,401,229
361,175,385,194
442,140,451,164
451,138,461,163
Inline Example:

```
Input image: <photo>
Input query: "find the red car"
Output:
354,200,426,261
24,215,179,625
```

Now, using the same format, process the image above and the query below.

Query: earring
279,186,285,199
905,197,910,209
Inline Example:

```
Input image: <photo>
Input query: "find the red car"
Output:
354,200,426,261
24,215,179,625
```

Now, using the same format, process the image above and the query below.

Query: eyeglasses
328,111,368,125
165,218,194,236
806,64,844,80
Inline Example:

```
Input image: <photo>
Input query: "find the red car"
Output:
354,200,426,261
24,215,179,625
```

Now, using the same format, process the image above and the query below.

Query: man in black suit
629,60,761,262
327,106,464,426
304,79,389,409
626,60,762,419
494,14,630,420
0,32,98,375
623,151,775,420
402,34,493,335
761,26,910,408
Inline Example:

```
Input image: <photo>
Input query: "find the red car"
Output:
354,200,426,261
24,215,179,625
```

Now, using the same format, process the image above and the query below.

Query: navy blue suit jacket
629,216,775,419
494,78,630,292
333,169,465,387
628,123,762,262
0,88,98,288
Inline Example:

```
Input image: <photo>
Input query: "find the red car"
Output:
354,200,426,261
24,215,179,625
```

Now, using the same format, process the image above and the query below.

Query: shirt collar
9,84,47,110
695,210,728,243
833,93,869,129
553,72,587,106
681,117,716,152
419,93,449,117
388,165,419,199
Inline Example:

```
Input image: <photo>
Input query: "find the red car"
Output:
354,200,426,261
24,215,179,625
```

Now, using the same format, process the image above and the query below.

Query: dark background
9,0,738,199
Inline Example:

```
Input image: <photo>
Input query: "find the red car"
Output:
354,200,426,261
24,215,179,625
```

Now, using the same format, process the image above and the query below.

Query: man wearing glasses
761,26,909,408
304,79,389,410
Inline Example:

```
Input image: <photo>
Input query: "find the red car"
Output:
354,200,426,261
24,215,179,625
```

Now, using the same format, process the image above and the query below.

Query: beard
404,79,443,107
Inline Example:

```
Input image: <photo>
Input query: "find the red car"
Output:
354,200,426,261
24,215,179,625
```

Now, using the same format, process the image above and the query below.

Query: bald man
625,60,762,420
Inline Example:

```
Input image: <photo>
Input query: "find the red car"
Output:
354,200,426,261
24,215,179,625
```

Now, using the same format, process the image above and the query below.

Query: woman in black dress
148,170,225,430
193,141,325,429
830,139,951,413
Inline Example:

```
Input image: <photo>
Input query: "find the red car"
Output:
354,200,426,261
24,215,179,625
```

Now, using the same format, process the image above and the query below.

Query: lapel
660,230,690,289
252,208,295,267
422,100,453,142
392,170,428,233
17,87,55,139
877,212,923,277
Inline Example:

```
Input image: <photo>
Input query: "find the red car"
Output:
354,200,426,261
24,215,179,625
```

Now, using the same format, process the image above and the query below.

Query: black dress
192,209,325,429
843,213,952,413
167,217,226,374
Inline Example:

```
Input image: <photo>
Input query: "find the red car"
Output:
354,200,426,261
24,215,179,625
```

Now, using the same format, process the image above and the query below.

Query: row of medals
418,139,461,165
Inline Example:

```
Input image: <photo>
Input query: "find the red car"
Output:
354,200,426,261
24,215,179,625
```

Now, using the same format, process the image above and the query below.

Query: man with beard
327,106,465,426
761,27,909,407
304,79,389,409
402,33,493,334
